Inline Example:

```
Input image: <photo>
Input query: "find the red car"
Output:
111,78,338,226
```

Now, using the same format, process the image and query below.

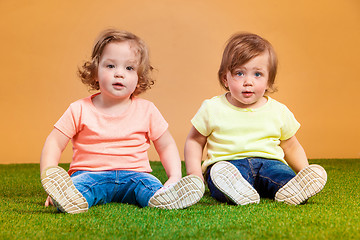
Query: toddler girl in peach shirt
40,29,204,213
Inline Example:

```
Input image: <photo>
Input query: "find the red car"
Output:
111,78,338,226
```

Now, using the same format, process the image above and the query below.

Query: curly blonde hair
218,32,278,93
78,29,154,96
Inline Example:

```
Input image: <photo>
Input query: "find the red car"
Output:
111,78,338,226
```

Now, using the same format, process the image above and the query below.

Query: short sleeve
191,100,212,137
54,102,81,138
148,103,169,141
279,105,301,141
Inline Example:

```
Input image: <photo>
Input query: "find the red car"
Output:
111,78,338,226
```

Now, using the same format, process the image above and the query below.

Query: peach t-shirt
54,93,168,175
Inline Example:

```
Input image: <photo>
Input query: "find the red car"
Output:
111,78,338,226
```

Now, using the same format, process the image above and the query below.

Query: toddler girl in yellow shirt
185,32,327,205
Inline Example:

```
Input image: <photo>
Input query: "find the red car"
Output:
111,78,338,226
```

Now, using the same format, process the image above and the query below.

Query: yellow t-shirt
191,94,300,173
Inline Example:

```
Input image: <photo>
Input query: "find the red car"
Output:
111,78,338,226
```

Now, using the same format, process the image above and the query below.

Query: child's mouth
113,82,124,89
242,91,254,97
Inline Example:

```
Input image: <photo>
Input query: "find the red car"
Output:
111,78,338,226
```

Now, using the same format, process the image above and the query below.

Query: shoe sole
148,175,205,209
210,161,260,205
275,164,327,205
41,166,88,214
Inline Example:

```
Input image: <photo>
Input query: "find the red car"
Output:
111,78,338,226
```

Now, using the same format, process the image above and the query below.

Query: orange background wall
1,0,359,164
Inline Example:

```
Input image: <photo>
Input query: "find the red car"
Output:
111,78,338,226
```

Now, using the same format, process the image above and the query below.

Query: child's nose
243,77,253,86
114,69,125,78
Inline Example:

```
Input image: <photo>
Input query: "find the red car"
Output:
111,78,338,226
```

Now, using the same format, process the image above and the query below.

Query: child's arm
280,135,309,173
184,126,207,181
40,128,70,206
153,129,182,187
40,128,70,174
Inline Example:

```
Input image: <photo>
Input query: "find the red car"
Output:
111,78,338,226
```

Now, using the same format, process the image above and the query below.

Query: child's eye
126,66,134,71
107,64,115,69
236,71,244,77
255,72,262,77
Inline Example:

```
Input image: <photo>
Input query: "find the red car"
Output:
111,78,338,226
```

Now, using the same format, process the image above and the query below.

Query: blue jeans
206,158,296,203
70,170,163,208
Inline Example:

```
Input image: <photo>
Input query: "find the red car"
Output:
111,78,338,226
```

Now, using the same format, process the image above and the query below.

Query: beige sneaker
41,166,88,214
275,164,327,205
210,161,260,205
148,175,205,209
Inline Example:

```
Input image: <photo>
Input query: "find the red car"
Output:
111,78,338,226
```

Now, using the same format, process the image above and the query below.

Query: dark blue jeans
206,158,296,203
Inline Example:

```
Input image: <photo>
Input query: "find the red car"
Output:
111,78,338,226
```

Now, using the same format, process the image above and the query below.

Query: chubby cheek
258,82,270,94
226,79,241,93
229,85,243,98
129,77,139,91
96,70,109,83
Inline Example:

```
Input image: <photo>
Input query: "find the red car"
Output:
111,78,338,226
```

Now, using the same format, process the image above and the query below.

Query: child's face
97,41,139,101
223,52,269,109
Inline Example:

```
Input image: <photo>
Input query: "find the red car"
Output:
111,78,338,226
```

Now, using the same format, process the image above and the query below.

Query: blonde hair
78,29,154,96
218,32,278,92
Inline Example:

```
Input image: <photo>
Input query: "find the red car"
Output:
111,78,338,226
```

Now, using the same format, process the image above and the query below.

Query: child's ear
266,82,271,91
222,75,228,88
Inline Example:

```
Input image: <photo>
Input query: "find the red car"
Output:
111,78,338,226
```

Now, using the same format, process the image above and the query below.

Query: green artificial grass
0,159,359,239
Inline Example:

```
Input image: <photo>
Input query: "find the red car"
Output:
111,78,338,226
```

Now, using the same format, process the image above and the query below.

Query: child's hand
163,176,181,188
155,183,177,194
155,176,182,194
44,195,54,207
